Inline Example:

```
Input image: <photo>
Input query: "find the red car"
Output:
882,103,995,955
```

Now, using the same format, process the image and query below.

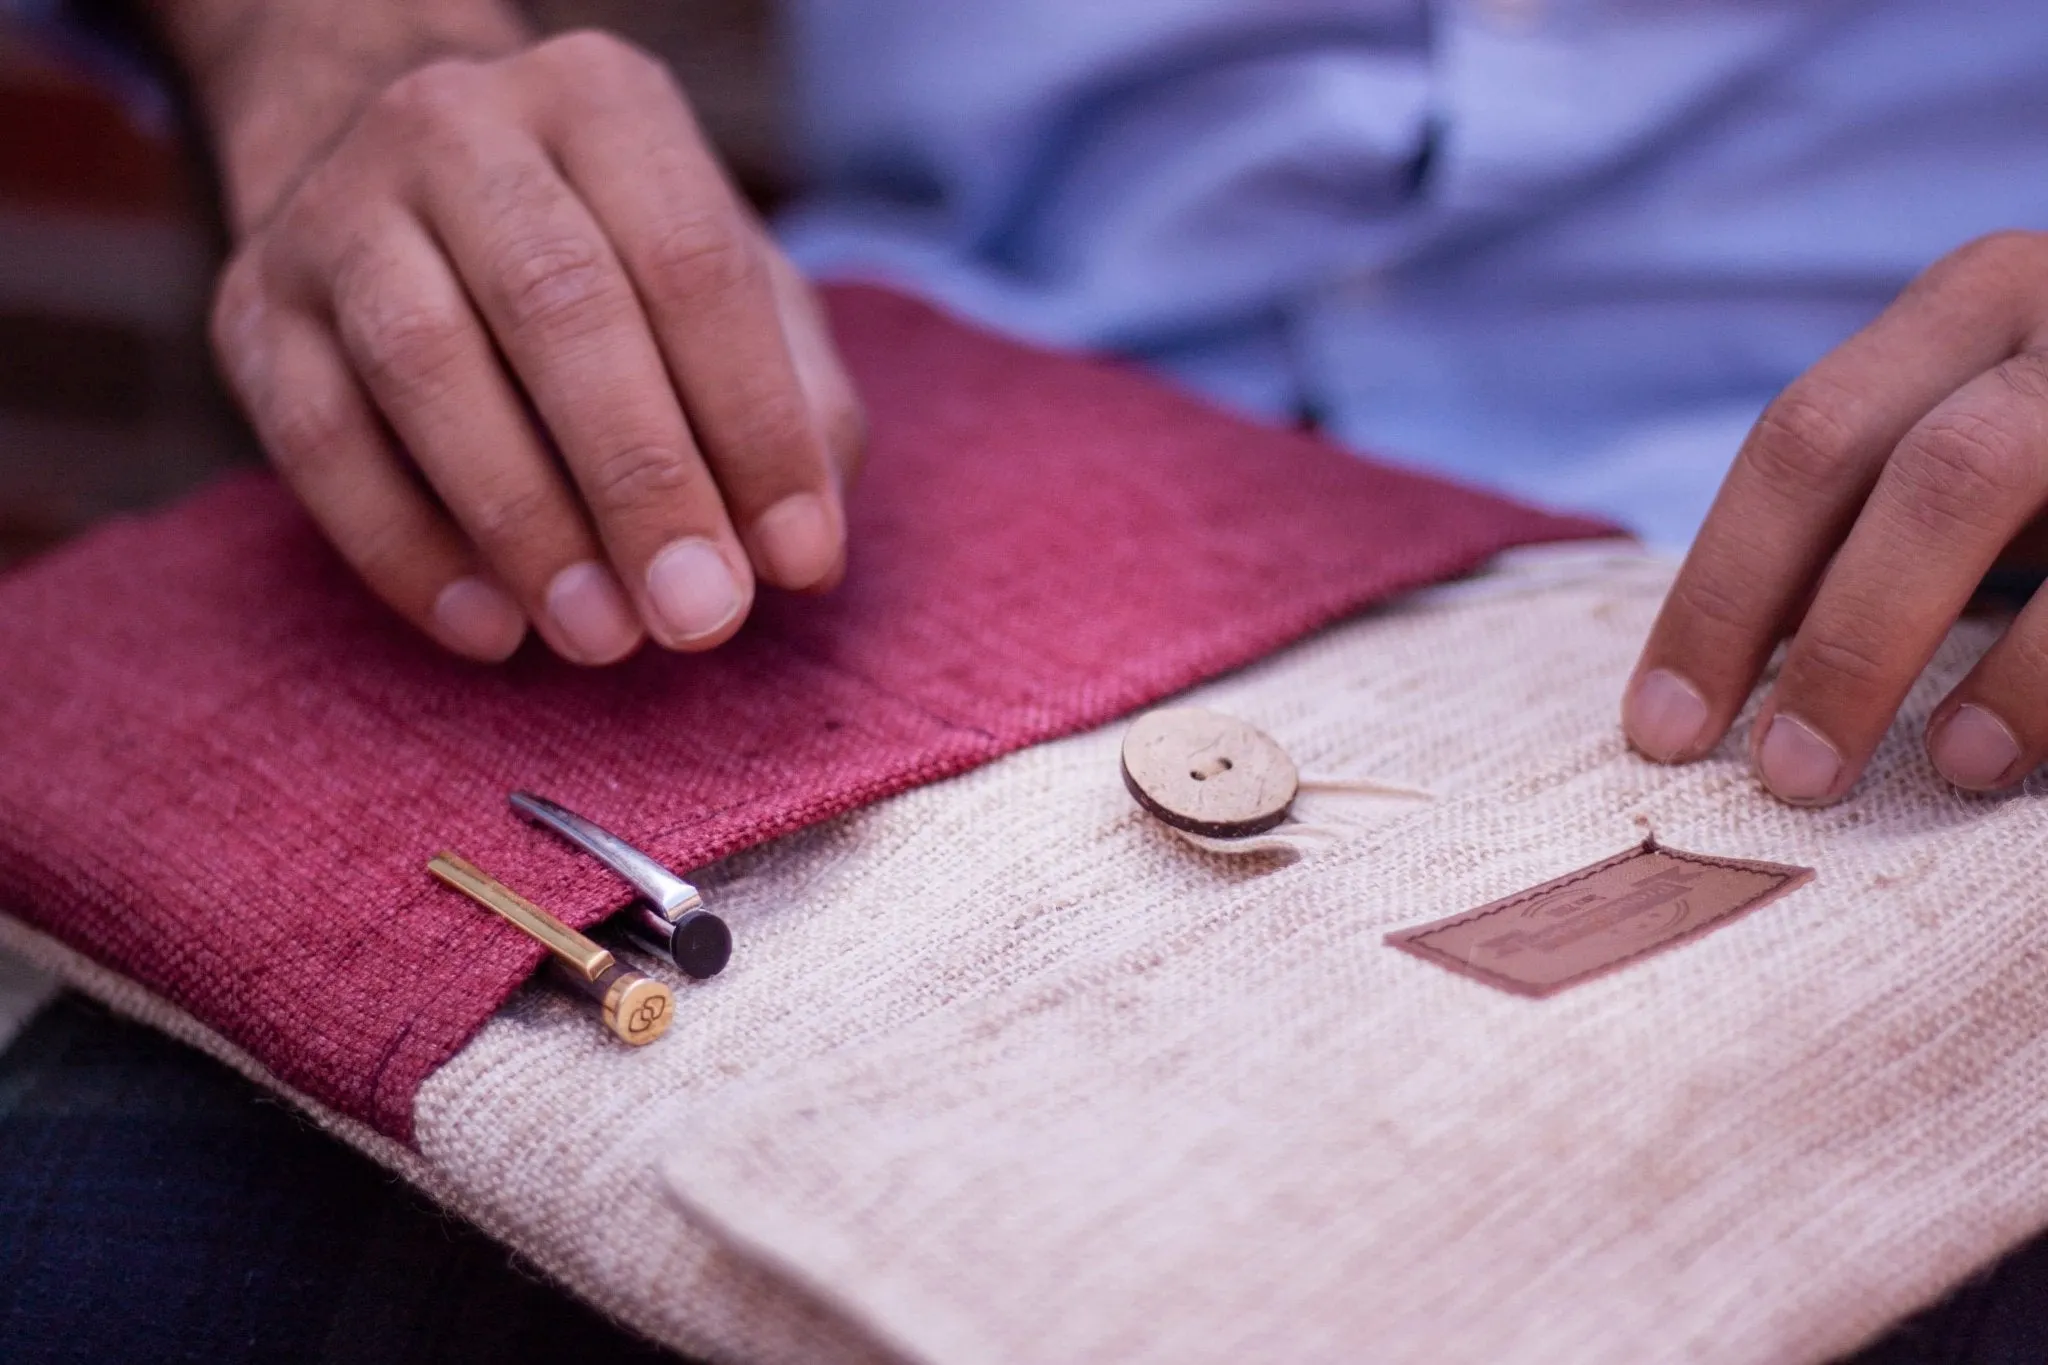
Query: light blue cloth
781,0,2048,546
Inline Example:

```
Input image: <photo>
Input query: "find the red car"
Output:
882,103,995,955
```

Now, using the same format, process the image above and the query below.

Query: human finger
537,33,848,594
1624,232,2048,763
1754,349,2048,803
416,118,755,650
314,207,644,664
1925,580,2048,791
762,237,868,496
211,265,527,661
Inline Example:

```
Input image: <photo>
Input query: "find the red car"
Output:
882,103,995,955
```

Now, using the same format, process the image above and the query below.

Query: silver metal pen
510,791,733,980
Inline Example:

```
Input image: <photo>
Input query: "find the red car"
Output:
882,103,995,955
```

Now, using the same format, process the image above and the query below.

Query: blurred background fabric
0,0,790,575
0,7,243,571
780,0,2048,546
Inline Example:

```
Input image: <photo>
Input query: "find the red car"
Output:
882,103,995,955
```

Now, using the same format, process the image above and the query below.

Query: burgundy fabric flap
0,285,1612,1140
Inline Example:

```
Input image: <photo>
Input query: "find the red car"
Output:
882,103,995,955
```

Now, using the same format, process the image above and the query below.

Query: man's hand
1623,230,2048,801
153,1,864,664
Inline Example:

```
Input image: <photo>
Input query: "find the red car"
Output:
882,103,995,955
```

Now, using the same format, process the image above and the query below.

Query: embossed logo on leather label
1386,839,1813,998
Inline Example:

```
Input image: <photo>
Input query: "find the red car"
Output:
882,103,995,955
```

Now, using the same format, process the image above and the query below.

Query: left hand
1622,229,2048,803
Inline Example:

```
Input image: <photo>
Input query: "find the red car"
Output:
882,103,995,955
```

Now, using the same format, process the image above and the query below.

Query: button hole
1190,756,1234,782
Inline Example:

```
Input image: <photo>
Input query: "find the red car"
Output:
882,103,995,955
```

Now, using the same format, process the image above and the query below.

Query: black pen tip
671,910,733,980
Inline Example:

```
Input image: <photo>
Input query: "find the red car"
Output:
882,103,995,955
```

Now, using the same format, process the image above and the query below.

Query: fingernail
433,577,526,661
1930,703,2022,790
1625,668,1709,762
1758,713,1843,804
646,537,743,643
751,492,839,589
546,561,641,664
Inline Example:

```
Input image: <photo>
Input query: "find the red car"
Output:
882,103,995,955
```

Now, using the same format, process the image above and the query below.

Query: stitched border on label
1385,838,1816,998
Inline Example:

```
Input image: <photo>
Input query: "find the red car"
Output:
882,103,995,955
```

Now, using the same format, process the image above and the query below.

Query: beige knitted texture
12,551,2046,1365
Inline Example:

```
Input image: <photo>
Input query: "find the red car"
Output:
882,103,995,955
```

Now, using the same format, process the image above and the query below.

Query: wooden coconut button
1121,707,1299,838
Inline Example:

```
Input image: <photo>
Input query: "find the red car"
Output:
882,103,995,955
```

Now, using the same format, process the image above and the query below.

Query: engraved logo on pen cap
627,985,670,1035
1386,838,1813,998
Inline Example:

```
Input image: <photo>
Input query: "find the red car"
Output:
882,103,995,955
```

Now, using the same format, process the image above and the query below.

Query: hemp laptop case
4,288,2042,1359
0,283,1604,1142
6,549,2043,1365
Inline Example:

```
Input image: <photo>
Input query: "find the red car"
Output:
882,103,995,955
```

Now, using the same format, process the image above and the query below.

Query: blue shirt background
781,0,2048,545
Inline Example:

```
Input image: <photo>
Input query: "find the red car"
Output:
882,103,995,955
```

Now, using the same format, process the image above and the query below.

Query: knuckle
343,290,472,403
527,30,688,129
1993,349,2048,404
1664,569,1758,640
535,28,657,78
1917,230,2048,302
270,161,353,238
1796,626,1894,695
350,514,416,583
324,232,479,406
262,393,355,475
1890,410,2037,536
207,253,268,362
642,210,758,304
1741,388,1864,496
492,230,620,336
372,58,485,133
464,480,558,548
1947,229,2046,277
728,397,819,471
585,440,705,511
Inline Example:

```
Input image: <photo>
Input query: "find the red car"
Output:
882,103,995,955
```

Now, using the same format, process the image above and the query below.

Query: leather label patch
1387,839,1813,998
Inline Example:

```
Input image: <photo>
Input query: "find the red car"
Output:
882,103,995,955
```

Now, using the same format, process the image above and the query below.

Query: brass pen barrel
428,851,673,1046
429,850,612,982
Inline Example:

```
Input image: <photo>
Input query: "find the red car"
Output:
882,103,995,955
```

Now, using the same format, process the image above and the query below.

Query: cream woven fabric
9,547,2047,1364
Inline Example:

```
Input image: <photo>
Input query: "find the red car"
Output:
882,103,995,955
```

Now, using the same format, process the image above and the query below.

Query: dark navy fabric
0,995,684,1365
0,991,2043,1363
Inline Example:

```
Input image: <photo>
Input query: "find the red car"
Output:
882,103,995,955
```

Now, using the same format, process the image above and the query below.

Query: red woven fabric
0,285,1611,1140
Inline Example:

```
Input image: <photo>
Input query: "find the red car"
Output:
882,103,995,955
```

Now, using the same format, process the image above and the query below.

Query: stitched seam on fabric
1394,840,1816,993
1401,839,1665,944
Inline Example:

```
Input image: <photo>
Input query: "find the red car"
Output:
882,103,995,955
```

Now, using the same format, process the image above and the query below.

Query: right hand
208,29,865,664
